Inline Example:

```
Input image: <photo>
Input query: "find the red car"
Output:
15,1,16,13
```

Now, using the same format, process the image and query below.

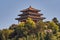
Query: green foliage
0,29,14,40
17,22,25,30
0,17,60,40
25,18,36,29
9,24,17,30
52,17,59,25
50,35,57,40
37,20,46,32
49,21,59,34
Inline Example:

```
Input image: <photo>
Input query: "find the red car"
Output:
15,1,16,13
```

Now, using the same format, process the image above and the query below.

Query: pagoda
15,6,45,23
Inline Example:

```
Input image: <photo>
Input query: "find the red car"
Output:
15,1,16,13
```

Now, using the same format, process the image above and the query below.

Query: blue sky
0,0,60,29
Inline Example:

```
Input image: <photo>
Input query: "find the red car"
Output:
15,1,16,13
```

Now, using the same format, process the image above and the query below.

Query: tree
25,18,36,34
15,22,25,39
49,21,59,34
9,24,17,30
0,30,3,40
37,20,46,32
25,18,36,29
52,17,59,25
58,23,60,31
50,35,57,40
36,20,46,40
2,29,14,40
25,18,36,40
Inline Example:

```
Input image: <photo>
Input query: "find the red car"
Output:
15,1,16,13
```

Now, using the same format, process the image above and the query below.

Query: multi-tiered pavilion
15,6,45,23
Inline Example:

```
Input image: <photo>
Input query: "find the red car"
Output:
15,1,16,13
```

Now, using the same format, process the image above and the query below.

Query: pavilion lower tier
16,17,45,23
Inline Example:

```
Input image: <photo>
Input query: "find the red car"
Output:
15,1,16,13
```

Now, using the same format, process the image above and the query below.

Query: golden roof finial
29,5,33,8
29,6,32,10
29,6,32,8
